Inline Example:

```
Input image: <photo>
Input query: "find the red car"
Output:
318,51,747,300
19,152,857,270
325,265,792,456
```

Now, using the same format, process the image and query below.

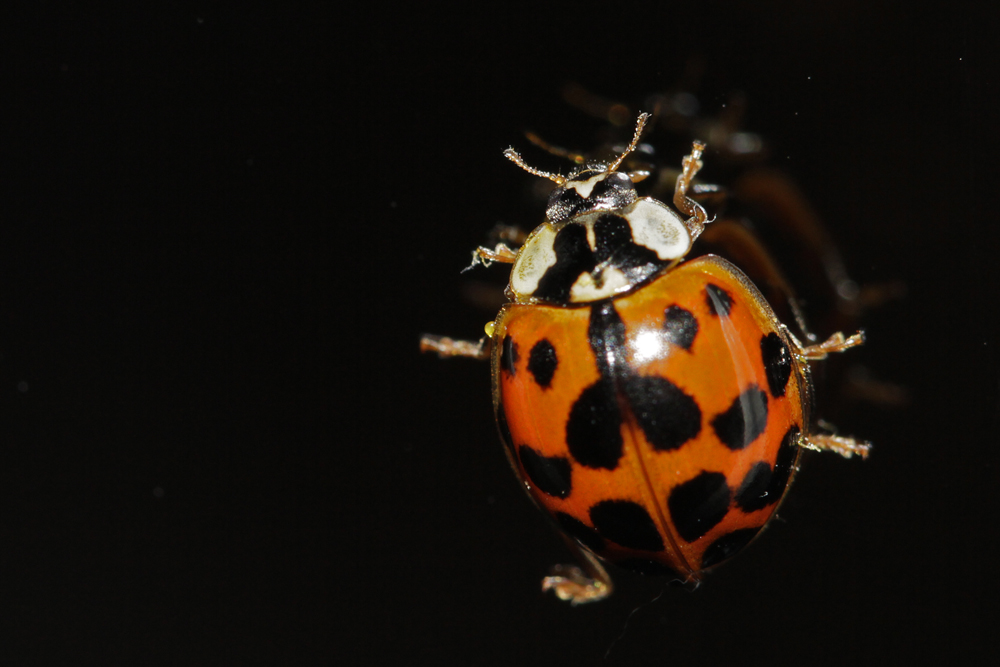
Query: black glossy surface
500,334,518,376
711,386,770,450
668,471,733,543
546,171,637,224
761,331,793,397
589,500,666,552
622,374,703,451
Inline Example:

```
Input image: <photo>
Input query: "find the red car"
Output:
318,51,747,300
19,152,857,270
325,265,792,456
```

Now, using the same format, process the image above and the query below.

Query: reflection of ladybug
421,113,870,604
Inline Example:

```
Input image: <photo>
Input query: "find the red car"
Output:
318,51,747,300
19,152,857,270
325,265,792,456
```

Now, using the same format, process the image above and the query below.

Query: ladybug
421,113,870,604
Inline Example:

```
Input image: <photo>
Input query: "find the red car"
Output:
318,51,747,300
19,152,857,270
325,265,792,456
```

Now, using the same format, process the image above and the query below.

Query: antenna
504,111,651,183
606,112,651,173
503,148,567,185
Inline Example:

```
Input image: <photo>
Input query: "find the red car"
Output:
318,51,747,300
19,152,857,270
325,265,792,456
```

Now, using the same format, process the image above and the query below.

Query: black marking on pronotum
622,375,702,451
663,305,698,350
711,386,769,451
705,284,734,317
589,500,665,552
533,224,596,303
527,339,558,388
700,527,760,569
761,332,792,398
592,213,661,282
668,471,732,543
518,445,572,499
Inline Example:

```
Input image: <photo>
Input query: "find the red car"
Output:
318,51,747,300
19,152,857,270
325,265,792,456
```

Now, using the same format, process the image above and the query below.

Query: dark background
5,2,998,664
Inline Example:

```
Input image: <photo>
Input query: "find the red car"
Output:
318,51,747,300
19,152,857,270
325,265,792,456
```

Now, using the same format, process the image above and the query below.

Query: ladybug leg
464,244,517,272
786,327,873,459
541,535,613,605
801,432,872,460
419,335,491,360
794,330,865,361
674,142,710,240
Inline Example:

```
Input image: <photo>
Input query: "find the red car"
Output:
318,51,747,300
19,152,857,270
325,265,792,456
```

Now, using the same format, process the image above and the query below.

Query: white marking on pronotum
626,199,691,260
569,266,630,302
511,224,558,297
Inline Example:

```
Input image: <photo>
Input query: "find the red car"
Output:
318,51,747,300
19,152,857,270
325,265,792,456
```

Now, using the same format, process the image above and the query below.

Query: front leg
419,334,491,360
801,432,872,460
464,243,517,272
794,330,865,360
785,326,872,459
674,142,710,240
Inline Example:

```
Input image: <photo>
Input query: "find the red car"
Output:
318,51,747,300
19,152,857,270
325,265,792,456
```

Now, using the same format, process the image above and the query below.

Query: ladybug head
504,113,652,224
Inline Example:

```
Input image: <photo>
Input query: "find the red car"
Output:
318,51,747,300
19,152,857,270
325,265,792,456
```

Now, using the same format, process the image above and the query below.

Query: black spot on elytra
554,512,605,553
518,445,572,499
704,284,734,317
564,302,628,470
613,558,680,577
566,378,623,469
768,425,801,501
527,339,558,388
590,500,665,552
700,527,760,569
668,472,732,543
712,386,769,451
735,461,776,512
500,335,518,376
622,375,702,451
663,306,698,350
761,332,792,398
534,224,596,303
587,301,627,379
